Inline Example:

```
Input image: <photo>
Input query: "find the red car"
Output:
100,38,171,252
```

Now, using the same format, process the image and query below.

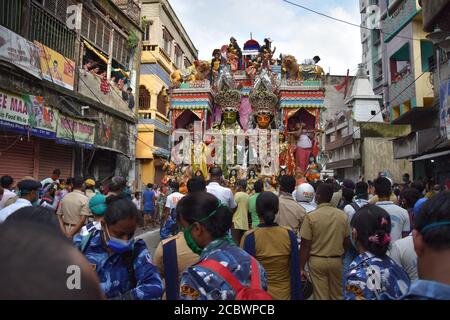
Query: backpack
197,257,272,300
349,202,361,212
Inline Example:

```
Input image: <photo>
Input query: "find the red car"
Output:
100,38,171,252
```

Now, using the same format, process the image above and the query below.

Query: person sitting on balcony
91,66,100,77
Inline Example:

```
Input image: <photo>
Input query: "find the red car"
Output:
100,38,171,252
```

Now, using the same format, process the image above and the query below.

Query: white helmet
296,183,315,203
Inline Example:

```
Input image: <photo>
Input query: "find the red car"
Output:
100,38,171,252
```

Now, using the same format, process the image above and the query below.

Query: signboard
0,90,56,139
0,25,42,79
440,79,450,141
34,41,75,90
57,114,95,146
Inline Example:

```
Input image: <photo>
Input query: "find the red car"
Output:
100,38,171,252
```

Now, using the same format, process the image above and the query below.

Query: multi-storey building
0,0,142,186
136,0,198,187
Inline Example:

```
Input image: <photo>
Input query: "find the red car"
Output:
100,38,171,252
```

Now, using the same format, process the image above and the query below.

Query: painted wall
362,137,412,182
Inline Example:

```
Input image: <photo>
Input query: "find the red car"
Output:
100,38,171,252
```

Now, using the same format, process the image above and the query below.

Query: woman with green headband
177,192,269,300
403,191,450,300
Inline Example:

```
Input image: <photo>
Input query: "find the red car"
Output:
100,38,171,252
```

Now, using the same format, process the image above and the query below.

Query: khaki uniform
57,189,90,232
154,232,199,277
275,194,306,236
300,203,349,300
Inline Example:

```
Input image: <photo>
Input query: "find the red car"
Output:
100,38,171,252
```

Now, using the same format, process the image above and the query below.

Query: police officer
0,179,41,223
177,192,269,300
74,194,163,300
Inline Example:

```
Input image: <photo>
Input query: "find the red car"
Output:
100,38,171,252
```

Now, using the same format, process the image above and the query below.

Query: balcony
141,44,177,74
78,69,135,118
110,0,141,26
393,127,441,159
382,0,420,42
389,72,416,107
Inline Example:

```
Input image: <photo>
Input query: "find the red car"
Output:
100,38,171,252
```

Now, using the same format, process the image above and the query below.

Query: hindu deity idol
249,70,279,130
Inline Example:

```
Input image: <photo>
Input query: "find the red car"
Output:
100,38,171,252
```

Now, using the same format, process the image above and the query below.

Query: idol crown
249,85,278,115
215,86,242,112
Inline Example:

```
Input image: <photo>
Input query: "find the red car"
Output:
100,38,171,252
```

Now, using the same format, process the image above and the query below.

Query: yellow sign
34,41,75,90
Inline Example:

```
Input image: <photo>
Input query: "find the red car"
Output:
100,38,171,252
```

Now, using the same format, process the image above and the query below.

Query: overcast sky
169,0,362,76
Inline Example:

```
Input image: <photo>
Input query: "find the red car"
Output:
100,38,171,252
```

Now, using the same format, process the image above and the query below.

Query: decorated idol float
166,37,326,190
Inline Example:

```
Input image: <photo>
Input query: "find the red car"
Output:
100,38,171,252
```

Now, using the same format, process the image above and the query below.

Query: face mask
183,224,204,255
182,202,226,255
105,225,134,254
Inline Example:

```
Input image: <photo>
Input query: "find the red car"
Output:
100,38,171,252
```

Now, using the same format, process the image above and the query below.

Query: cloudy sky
169,0,362,75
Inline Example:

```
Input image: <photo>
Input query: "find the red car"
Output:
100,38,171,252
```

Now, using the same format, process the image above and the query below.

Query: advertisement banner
0,90,57,139
440,80,450,141
57,114,95,146
34,41,75,90
0,25,42,79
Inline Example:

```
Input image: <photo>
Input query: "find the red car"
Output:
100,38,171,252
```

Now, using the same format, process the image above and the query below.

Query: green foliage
127,31,139,50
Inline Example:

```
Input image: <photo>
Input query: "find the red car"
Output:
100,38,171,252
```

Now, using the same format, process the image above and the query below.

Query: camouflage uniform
74,231,163,300
179,239,268,300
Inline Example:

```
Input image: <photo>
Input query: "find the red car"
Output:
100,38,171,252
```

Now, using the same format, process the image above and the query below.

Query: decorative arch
157,88,168,116
139,85,151,110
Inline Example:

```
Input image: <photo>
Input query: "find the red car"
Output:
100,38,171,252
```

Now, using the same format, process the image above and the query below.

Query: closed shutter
0,135,35,181
38,139,73,180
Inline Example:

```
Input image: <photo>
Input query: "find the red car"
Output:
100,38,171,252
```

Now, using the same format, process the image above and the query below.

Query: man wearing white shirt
389,234,418,281
40,168,61,187
344,181,370,222
164,181,185,217
0,175,16,210
0,179,41,223
374,177,410,242
206,167,237,210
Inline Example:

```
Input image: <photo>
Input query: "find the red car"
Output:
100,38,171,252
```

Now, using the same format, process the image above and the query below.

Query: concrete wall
362,137,412,182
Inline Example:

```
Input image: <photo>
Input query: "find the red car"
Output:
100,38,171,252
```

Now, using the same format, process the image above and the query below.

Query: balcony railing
110,0,141,26
382,0,419,42
0,0,22,34
30,1,76,59
389,72,416,107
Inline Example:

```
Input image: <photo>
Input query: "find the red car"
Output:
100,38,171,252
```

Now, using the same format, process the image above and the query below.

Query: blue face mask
105,225,134,254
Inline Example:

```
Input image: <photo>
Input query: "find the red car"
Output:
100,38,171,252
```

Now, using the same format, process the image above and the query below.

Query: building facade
360,0,385,96
325,65,412,182
0,0,142,186
392,0,450,185
136,0,198,187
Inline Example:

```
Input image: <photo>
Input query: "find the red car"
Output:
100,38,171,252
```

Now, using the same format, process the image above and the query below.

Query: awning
411,149,450,162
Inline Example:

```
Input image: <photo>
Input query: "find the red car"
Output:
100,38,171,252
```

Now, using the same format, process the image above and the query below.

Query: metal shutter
0,135,35,182
38,139,74,181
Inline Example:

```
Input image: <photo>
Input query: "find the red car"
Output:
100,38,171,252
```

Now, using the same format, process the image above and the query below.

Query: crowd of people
1,168,450,300
82,60,135,110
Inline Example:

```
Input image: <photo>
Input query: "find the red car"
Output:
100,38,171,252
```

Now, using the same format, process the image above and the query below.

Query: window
184,57,191,68
371,110,376,116
390,43,411,83
175,46,183,68
154,130,169,150
30,1,76,59
81,9,110,54
157,90,167,116
163,29,172,56
139,85,151,110
143,23,151,41
420,40,434,72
